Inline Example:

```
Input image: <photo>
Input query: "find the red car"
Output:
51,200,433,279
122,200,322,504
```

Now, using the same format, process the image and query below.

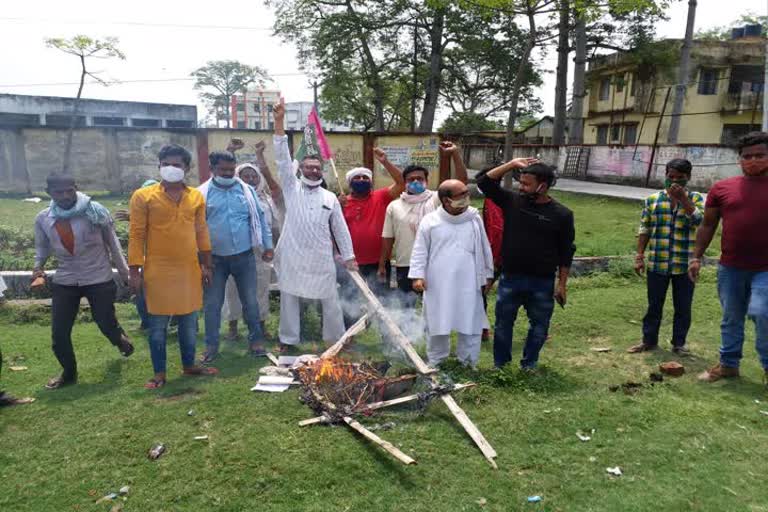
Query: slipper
183,366,219,377
198,350,219,365
119,340,135,357
144,378,166,389
45,376,76,390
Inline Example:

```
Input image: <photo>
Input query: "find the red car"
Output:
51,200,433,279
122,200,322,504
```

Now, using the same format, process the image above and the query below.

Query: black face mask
524,184,544,202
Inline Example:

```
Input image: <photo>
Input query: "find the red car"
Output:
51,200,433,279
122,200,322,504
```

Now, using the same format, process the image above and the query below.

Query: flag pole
329,158,344,195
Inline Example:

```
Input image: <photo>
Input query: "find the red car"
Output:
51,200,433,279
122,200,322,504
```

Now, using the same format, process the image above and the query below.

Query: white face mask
300,175,323,187
160,165,185,183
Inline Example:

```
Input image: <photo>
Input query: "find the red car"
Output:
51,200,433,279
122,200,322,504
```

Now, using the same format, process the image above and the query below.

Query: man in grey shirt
33,174,134,389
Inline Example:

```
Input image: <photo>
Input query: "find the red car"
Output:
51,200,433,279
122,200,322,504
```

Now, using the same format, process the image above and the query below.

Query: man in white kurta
409,180,494,367
271,99,357,348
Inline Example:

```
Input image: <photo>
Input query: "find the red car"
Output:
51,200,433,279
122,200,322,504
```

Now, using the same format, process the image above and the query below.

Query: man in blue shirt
198,151,273,360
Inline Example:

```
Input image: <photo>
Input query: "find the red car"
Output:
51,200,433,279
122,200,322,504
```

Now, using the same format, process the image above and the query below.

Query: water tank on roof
732,27,745,39
744,24,763,37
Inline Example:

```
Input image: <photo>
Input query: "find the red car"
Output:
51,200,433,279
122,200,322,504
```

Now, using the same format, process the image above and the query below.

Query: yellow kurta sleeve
194,192,212,252
128,188,148,267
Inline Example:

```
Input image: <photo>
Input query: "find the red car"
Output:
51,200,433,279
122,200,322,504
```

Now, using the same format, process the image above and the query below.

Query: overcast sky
0,0,766,126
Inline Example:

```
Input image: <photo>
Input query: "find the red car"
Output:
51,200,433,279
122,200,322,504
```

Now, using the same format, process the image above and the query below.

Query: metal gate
561,146,590,178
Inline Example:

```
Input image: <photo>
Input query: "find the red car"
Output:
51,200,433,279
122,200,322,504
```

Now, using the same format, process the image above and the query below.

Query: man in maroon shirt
338,148,405,323
690,132,768,385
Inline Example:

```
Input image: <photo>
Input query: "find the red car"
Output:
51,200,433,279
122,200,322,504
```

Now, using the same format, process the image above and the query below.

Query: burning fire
312,357,365,384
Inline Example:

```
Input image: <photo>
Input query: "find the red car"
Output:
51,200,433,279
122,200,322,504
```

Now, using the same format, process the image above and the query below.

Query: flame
314,357,359,384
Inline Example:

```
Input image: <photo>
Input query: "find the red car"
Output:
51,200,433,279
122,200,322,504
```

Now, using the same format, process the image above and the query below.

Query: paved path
556,179,656,201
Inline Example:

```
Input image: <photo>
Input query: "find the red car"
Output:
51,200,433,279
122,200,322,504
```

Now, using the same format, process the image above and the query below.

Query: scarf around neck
436,206,494,290
400,189,436,234
49,191,112,226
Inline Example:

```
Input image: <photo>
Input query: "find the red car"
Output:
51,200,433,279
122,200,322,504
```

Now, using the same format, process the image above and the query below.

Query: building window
92,116,125,126
623,123,638,145
236,103,245,112
610,124,621,142
721,123,760,145
132,118,160,128
596,125,609,144
237,121,246,129
166,120,194,128
698,68,719,95
45,114,86,127
630,72,639,97
599,78,611,101
615,74,625,93
0,113,41,127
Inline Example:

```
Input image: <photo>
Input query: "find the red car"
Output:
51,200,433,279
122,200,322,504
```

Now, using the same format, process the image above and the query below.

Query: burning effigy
260,271,499,468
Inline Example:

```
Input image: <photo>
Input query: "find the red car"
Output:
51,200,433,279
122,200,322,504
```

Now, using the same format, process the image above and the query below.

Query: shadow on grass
438,360,580,395
30,358,125,404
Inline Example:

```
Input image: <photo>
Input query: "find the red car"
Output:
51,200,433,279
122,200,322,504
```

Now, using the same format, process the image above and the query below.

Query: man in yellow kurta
128,144,218,389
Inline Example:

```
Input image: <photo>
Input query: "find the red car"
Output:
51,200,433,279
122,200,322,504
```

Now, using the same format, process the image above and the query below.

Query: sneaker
698,364,739,382
627,343,658,354
671,346,691,356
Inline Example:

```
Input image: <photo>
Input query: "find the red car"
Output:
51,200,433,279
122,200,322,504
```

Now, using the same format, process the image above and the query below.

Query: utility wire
0,16,272,31
0,74,307,88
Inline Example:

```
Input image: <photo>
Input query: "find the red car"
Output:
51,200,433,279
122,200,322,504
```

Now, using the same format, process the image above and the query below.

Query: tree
191,60,270,128
439,112,504,132
551,0,570,145
440,6,543,123
45,35,125,174
269,0,411,132
566,0,674,144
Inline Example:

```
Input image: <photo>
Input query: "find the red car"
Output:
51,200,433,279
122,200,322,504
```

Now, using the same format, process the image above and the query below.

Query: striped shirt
638,190,705,275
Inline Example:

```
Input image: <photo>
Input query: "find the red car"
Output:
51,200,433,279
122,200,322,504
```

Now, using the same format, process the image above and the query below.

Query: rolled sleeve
686,193,705,226
33,213,51,269
638,198,651,236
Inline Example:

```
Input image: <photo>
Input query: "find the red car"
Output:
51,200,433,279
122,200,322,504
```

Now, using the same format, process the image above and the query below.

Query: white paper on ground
258,376,296,385
251,383,291,392
277,356,299,367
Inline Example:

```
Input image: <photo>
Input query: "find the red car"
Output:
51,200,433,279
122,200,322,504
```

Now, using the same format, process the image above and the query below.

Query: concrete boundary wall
0,125,744,193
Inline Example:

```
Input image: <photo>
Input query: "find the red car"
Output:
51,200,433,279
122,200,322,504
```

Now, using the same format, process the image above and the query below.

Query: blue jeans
147,312,198,374
717,265,768,369
135,288,149,330
493,273,555,369
204,250,264,351
642,271,695,347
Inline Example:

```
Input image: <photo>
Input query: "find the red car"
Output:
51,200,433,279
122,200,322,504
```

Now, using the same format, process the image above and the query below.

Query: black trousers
51,280,125,381
642,271,695,347
394,266,418,309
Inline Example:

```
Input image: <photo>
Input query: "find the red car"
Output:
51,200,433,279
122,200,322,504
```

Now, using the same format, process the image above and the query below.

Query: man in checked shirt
629,159,704,355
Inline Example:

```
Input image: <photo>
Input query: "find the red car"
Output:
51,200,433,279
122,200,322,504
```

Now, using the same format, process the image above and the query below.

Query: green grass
2,268,767,511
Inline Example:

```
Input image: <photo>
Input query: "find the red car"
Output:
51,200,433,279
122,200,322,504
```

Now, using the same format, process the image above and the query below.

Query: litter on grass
527,496,543,503
606,466,623,476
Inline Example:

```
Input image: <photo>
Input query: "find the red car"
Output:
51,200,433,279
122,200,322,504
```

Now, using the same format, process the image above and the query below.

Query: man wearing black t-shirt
477,160,575,370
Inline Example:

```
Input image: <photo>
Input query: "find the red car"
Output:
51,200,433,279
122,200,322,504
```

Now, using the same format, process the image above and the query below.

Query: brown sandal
627,343,658,353
144,378,166,389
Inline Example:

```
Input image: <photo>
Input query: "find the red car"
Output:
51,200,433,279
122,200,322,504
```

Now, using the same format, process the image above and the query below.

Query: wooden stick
321,313,370,359
346,269,498,468
346,270,433,374
439,393,497,469
342,416,416,465
298,383,477,426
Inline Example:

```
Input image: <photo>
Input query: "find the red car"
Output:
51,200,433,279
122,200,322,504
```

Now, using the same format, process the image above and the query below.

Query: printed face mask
160,165,185,183
449,196,470,209
664,178,688,189
407,181,426,194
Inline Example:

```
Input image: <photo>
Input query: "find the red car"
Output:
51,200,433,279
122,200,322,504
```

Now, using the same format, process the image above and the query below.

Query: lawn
1,268,767,511
0,190,721,271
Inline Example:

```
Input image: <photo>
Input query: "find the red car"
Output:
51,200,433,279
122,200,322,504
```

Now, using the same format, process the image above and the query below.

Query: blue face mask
350,180,372,195
407,181,426,194
214,176,236,187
